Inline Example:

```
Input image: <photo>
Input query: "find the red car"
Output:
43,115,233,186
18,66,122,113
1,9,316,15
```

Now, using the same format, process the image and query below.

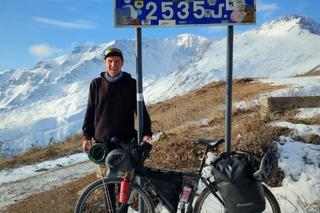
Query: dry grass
287,115,320,126
305,134,320,145
148,78,285,132
295,70,320,77
233,113,287,156
312,200,320,211
270,112,320,145
145,110,287,176
0,134,83,170
145,122,224,172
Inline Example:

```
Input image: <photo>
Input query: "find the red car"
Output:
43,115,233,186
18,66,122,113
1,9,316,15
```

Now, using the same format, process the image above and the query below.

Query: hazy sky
1,0,319,70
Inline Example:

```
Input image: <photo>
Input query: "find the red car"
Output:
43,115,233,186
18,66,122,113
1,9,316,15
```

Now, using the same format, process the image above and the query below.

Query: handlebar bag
117,139,152,165
211,151,266,213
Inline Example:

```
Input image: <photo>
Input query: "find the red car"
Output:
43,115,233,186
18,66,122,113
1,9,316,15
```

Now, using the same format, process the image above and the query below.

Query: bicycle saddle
198,138,225,148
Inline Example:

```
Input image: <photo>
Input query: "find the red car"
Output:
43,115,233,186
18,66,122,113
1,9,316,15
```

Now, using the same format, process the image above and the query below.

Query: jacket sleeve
82,81,95,140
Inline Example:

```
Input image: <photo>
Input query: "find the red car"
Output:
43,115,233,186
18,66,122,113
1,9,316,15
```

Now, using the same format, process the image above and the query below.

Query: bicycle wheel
194,184,281,213
74,177,154,213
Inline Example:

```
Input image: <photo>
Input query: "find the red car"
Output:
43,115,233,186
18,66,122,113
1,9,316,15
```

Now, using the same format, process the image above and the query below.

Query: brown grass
0,134,83,170
270,113,320,145
287,115,320,126
233,113,286,156
295,70,320,77
148,78,285,132
312,200,320,211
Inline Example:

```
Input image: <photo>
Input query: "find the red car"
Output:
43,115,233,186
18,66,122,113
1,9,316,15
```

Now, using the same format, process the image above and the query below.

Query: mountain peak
168,33,208,47
259,15,320,35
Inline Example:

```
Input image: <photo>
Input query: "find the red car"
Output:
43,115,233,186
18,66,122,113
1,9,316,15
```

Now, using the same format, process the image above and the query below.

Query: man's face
104,56,124,77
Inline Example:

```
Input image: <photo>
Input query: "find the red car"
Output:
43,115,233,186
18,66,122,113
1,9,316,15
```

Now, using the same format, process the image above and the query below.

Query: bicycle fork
101,176,130,213
102,177,116,213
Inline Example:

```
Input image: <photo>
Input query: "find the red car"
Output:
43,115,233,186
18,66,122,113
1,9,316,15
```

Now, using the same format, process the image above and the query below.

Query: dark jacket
82,71,152,142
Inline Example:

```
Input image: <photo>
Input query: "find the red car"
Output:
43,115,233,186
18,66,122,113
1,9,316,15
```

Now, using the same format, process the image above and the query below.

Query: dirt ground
3,173,96,213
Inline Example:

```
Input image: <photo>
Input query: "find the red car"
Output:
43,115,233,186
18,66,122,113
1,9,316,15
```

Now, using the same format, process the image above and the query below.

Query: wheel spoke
75,177,154,213
194,185,281,213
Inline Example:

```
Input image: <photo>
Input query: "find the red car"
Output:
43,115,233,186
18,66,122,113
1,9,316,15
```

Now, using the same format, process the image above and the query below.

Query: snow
259,76,320,97
0,34,209,157
271,122,320,137
144,21,320,103
272,136,320,212
296,108,320,118
0,153,88,185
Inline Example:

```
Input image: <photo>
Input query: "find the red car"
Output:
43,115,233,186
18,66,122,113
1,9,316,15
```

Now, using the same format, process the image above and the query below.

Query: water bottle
178,185,192,213
119,177,130,203
180,185,192,202
179,201,186,213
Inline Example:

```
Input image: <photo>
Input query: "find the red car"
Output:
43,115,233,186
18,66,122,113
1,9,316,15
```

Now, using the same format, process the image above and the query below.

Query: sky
0,0,320,70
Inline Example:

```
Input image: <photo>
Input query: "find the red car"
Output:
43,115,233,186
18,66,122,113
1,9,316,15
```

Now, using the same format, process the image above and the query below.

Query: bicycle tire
193,184,281,213
74,177,155,213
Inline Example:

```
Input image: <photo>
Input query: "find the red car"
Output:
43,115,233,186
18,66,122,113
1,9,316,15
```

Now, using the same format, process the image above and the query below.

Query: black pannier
211,151,266,213
142,168,182,213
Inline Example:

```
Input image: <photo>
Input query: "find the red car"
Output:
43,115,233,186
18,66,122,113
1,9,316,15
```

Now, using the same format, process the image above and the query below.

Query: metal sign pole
135,27,145,213
136,27,143,145
225,25,234,153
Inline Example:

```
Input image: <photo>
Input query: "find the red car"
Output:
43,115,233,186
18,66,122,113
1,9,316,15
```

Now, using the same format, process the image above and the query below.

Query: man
82,47,152,176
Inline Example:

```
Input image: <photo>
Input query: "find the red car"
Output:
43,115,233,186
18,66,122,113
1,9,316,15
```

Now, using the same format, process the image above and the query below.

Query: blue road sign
115,0,255,27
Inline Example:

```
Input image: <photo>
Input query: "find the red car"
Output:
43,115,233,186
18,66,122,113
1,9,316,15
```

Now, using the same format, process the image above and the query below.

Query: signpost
115,0,255,27
114,1,255,210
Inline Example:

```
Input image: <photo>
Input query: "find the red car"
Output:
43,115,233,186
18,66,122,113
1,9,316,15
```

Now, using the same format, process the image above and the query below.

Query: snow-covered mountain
0,35,209,157
0,15,319,157
144,15,320,102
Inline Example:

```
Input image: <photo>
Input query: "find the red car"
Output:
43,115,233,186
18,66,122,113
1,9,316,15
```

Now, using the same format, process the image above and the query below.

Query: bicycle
75,138,281,213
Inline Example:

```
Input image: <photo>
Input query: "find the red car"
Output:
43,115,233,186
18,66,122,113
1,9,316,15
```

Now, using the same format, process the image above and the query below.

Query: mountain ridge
259,15,320,35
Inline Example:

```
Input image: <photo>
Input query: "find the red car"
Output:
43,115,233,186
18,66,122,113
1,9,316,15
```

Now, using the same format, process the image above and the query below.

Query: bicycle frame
134,139,226,213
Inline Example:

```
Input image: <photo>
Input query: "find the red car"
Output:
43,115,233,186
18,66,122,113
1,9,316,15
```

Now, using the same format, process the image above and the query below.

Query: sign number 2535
146,1,208,20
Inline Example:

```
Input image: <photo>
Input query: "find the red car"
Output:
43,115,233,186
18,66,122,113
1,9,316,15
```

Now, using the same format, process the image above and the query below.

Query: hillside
144,15,320,102
0,78,284,171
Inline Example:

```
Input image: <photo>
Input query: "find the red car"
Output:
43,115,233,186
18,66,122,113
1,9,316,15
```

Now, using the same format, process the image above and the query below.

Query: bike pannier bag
143,168,182,213
211,151,266,213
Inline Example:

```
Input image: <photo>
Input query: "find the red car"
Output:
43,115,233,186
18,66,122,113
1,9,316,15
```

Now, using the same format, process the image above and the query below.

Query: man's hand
82,140,92,153
143,135,152,143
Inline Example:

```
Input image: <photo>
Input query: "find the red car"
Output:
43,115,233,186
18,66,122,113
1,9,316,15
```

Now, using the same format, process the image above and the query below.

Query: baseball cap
104,48,123,60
